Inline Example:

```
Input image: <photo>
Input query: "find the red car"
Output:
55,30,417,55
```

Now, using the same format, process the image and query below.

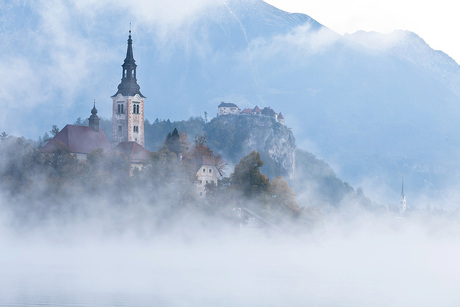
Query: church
41,30,148,163
41,30,221,195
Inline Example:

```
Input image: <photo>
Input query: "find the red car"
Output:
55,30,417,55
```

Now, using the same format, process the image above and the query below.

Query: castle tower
399,179,407,215
111,30,146,147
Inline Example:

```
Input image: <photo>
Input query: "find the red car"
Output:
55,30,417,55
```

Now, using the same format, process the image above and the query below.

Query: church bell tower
111,30,146,147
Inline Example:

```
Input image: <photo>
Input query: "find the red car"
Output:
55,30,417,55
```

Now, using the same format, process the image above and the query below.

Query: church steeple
399,179,407,215
111,28,146,148
112,30,145,98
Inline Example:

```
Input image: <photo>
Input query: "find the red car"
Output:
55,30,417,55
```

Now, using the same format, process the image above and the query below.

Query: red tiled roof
40,124,111,154
240,108,253,114
253,106,262,113
112,141,150,163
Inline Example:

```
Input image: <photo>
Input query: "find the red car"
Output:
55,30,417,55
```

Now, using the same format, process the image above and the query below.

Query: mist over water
1,191,460,307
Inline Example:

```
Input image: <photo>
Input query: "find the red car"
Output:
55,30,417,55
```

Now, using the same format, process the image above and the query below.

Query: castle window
124,69,127,78
131,69,135,78
202,168,205,173
133,126,139,133
198,180,202,184
209,169,212,173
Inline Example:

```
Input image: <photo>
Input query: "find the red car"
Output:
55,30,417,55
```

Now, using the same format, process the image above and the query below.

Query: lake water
1,219,460,306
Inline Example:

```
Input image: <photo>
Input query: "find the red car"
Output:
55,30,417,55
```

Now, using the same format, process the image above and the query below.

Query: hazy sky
265,0,460,63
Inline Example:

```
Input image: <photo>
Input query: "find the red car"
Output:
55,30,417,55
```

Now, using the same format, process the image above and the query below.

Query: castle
217,102,285,125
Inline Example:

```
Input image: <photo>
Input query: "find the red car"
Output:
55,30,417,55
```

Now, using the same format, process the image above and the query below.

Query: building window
124,69,127,78
133,126,139,133
209,169,212,173
117,104,124,114
118,126,122,133
206,180,208,184
132,69,135,78
132,103,140,114
202,168,205,173
198,180,202,184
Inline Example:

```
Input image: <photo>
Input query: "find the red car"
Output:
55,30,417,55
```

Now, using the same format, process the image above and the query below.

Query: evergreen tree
231,151,269,198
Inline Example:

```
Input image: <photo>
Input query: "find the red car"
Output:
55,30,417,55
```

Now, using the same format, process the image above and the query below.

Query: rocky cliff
205,115,295,179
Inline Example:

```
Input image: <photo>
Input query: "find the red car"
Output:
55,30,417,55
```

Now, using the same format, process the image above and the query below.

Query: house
235,105,286,125
40,104,111,160
240,108,253,115
218,102,240,116
112,141,150,174
252,106,262,115
193,156,222,197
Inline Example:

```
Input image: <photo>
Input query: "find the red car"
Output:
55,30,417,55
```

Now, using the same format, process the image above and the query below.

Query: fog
1,185,460,307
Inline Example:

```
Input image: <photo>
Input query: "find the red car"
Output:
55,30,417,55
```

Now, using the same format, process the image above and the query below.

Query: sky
265,0,460,63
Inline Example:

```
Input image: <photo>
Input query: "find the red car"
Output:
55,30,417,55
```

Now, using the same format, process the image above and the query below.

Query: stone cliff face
206,115,296,178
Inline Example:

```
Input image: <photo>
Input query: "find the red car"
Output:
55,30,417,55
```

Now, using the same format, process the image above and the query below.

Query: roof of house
278,112,284,119
112,141,150,163
218,102,239,108
253,106,262,113
40,124,111,155
188,155,223,176
240,108,253,114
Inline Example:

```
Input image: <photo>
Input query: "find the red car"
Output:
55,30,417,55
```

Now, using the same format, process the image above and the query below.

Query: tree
0,131,8,141
269,176,300,215
159,128,184,155
231,151,269,198
51,125,60,137
189,135,224,173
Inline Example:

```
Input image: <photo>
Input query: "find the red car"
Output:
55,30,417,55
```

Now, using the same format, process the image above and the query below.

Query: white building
194,156,222,197
218,102,240,116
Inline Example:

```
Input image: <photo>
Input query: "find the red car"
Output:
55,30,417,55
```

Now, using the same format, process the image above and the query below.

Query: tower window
131,69,135,78
118,126,122,133
133,126,139,133
132,103,140,114
124,69,127,78
117,104,124,114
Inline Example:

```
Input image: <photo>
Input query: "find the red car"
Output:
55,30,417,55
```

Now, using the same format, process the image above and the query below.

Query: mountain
2,0,460,203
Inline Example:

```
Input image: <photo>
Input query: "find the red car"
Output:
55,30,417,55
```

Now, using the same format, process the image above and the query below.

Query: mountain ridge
1,0,460,203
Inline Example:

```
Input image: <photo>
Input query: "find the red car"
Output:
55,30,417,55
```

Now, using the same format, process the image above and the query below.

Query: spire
399,178,407,215
124,30,135,66
89,100,100,132
112,29,145,98
401,179,405,197
91,99,97,115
